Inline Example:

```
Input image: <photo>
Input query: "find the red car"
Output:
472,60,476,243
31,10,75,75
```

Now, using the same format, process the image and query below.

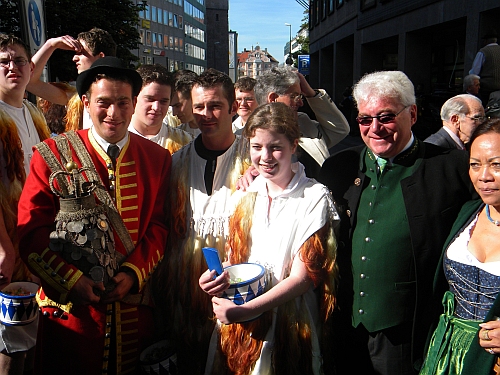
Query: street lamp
285,23,293,65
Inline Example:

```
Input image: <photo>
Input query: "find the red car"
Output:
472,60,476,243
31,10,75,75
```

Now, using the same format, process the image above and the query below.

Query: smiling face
73,40,102,73
131,81,171,134
191,84,237,150
0,44,34,105
469,132,500,209
357,96,416,158
250,128,298,193
82,78,136,144
235,89,258,122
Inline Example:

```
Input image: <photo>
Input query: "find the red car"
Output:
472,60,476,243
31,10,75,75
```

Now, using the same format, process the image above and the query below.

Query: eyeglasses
466,115,486,123
282,93,303,103
356,106,409,126
0,58,29,69
236,97,255,104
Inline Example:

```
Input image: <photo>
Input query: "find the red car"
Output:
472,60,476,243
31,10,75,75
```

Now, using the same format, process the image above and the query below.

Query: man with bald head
425,94,485,150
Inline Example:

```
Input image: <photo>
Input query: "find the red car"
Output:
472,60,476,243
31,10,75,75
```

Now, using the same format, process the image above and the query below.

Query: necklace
486,205,500,226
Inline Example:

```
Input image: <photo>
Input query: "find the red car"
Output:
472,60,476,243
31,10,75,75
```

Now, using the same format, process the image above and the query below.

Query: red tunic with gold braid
17,129,171,375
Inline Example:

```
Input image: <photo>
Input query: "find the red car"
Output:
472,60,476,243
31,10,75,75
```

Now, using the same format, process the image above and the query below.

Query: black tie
107,144,120,168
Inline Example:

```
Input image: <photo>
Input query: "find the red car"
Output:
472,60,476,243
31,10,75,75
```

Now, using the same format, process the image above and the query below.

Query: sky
228,0,307,64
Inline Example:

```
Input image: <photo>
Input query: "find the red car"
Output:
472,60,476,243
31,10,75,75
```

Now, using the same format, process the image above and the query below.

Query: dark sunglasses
356,106,409,126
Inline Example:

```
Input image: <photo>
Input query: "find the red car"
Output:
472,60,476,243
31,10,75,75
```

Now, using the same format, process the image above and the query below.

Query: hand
212,296,249,324
236,166,259,191
297,71,316,98
100,271,135,303
69,275,103,305
0,252,15,290
48,35,82,52
479,319,500,354
199,269,230,296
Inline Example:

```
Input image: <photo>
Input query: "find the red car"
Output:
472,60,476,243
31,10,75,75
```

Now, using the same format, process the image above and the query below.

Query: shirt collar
91,126,129,153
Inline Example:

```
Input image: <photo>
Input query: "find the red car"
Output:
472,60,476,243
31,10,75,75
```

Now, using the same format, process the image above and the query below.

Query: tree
291,10,309,68
0,1,20,35
0,0,144,81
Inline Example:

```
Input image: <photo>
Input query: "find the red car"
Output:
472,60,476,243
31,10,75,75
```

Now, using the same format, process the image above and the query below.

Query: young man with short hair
128,64,193,154
0,33,50,375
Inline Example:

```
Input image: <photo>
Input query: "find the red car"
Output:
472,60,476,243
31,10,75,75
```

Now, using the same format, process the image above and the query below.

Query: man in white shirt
128,64,193,154
0,32,50,375
26,28,116,130
424,94,485,150
170,69,201,137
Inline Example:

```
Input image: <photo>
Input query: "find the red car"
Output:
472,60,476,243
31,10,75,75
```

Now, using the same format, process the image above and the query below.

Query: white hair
353,71,416,108
440,94,483,121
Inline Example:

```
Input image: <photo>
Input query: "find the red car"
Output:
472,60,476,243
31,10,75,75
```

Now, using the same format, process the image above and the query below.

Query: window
145,5,150,19
163,10,168,25
139,8,145,19
173,14,178,28
169,36,174,50
169,12,173,27
139,29,145,44
152,33,157,47
152,6,157,22
178,16,183,29
158,34,162,49
157,7,162,24
164,34,169,49
174,37,179,51
146,31,152,46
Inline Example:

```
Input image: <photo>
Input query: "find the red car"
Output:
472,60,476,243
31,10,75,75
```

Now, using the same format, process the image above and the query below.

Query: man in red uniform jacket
17,57,171,375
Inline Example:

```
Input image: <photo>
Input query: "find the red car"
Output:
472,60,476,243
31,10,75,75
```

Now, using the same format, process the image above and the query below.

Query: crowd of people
0,25,500,375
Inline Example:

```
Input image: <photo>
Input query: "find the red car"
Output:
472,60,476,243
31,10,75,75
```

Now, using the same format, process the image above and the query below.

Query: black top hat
76,56,143,98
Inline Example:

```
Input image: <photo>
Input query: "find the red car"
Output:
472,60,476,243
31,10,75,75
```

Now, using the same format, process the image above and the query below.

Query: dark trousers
328,322,418,375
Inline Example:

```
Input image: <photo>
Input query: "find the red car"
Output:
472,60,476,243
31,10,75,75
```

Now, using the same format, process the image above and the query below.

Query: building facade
309,0,499,101
237,46,279,79
133,0,207,74
205,0,229,73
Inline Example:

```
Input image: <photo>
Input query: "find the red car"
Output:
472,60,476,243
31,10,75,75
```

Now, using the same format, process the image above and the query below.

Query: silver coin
103,254,110,267
76,233,87,245
73,221,84,233
100,236,106,249
90,216,96,224
89,266,105,282
63,242,73,253
49,231,59,241
71,248,82,261
81,247,93,255
87,253,98,264
58,230,68,241
99,214,107,220
66,222,75,232
82,218,90,225
86,229,97,241
49,241,62,252
91,239,101,250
